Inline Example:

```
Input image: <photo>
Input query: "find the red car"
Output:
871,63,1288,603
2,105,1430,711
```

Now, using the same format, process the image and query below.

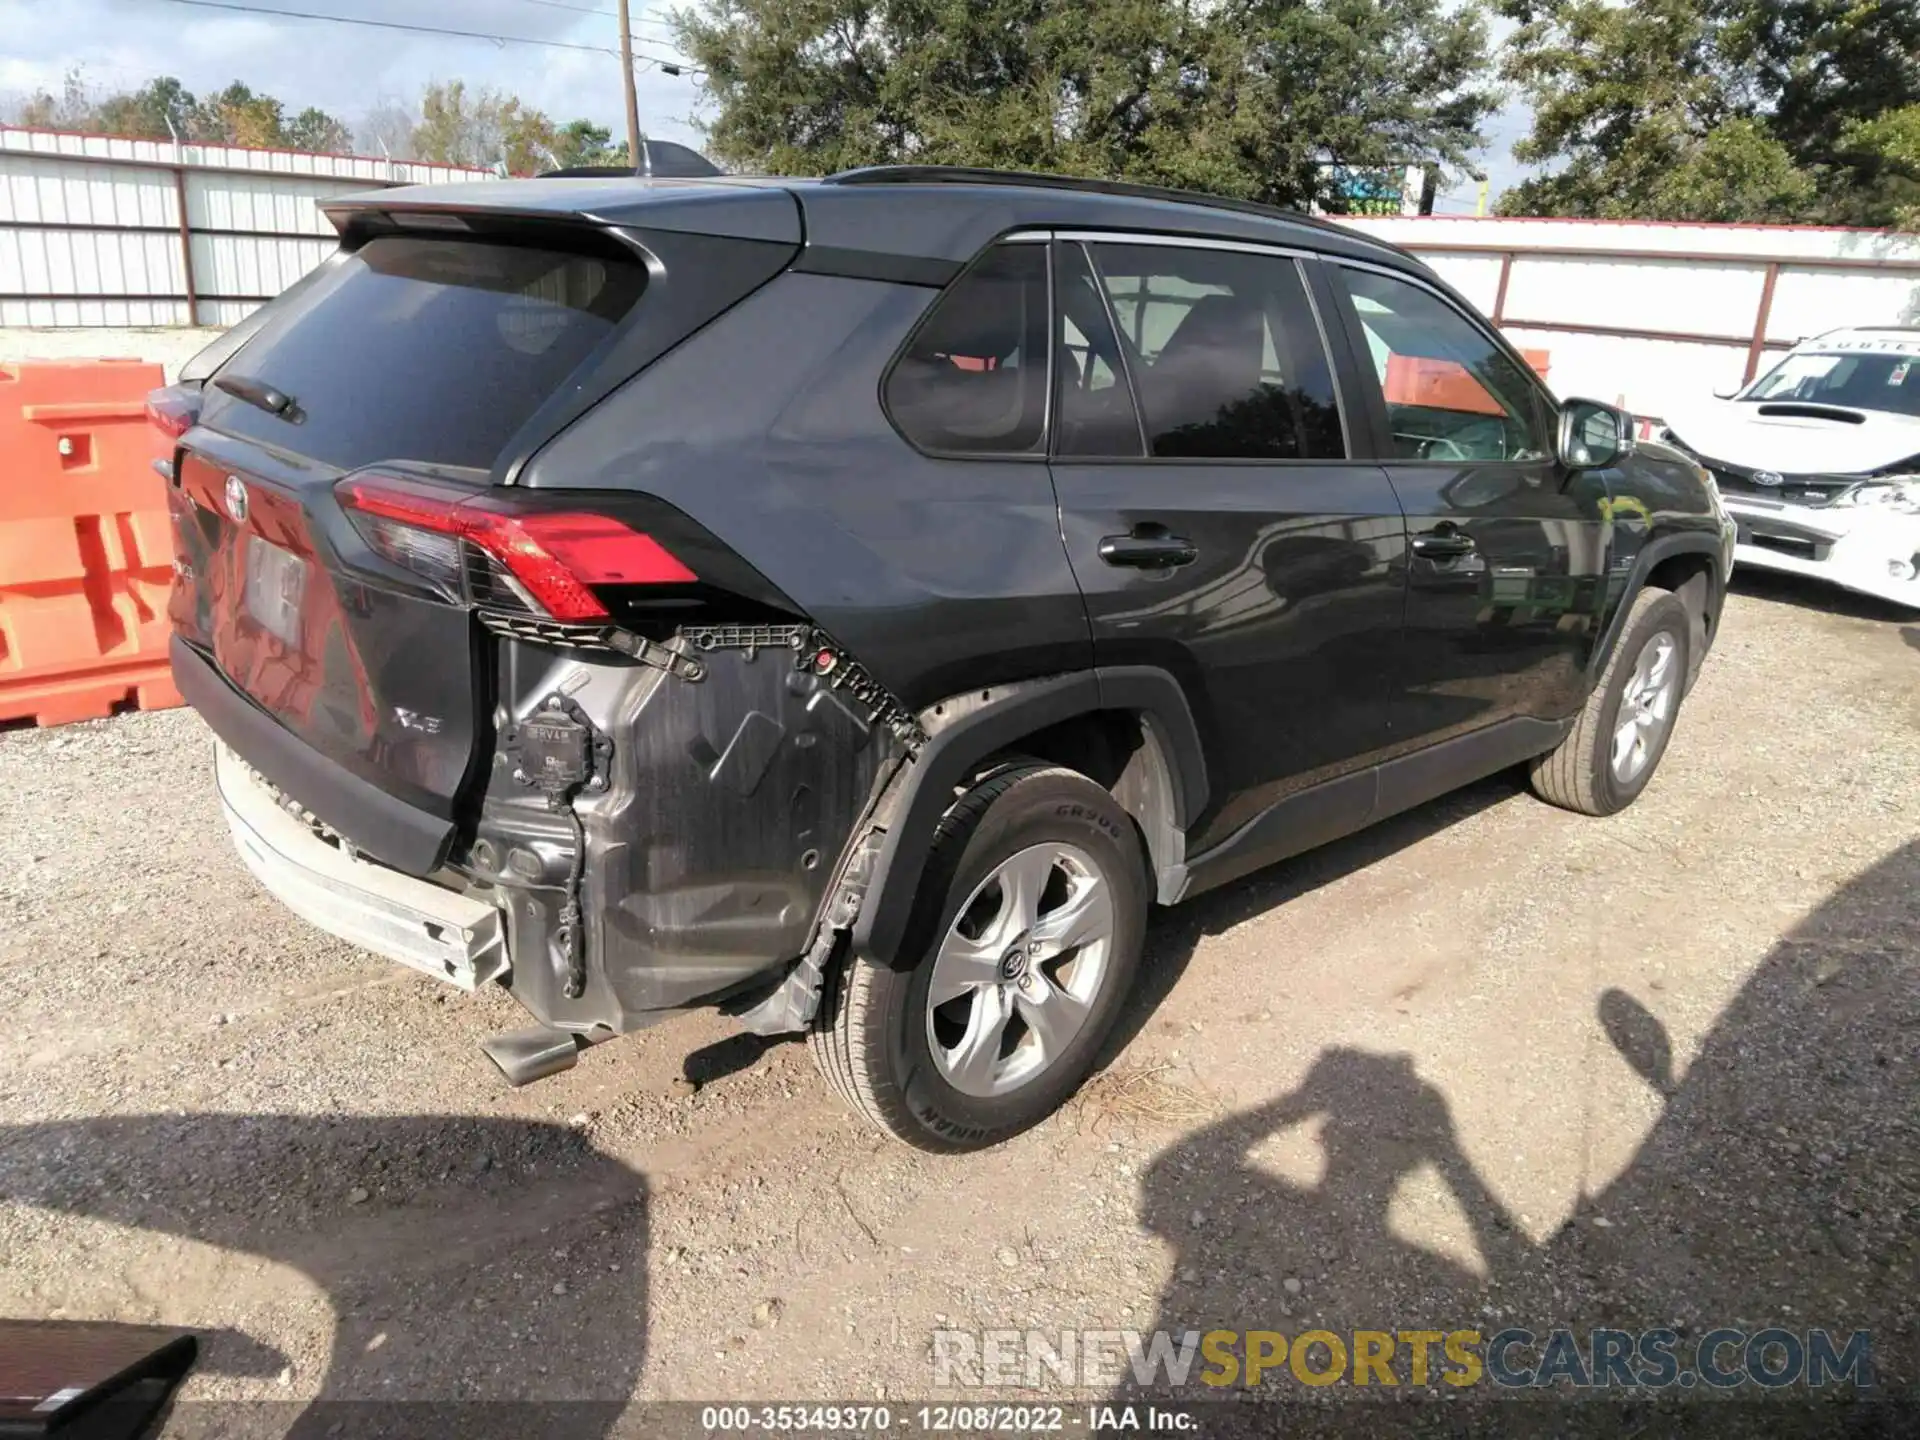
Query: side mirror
1711,382,1744,401
1557,397,1635,470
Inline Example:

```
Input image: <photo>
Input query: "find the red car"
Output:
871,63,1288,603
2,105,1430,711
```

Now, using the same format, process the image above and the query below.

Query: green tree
284,106,352,154
413,80,559,174
1721,0,1920,219
1841,104,1920,228
553,118,619,168
191,82,288,147
1497,0,1920,224
670,0,1495,211
93,76,197,139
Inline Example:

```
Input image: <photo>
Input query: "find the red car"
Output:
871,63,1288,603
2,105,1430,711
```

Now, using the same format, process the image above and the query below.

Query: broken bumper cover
1725,497,1920,609
217,744,509,990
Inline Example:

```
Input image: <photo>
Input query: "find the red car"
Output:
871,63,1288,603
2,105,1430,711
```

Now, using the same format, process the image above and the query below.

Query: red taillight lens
146,384,199,439
337,473,696,622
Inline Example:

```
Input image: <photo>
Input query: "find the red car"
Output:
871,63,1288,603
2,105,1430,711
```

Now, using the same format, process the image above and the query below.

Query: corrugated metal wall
0,126,489,327
1339,215,1920,418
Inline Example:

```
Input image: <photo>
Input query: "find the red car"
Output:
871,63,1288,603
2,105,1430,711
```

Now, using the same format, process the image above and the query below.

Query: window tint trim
877,233,1055,463
1064,236,1363,468
1325,257,1560,467
1053,230,1322,263
1293,256,1352,459
1049,238,1151,460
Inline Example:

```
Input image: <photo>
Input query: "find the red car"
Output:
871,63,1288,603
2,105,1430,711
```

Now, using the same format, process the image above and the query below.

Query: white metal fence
1339,215,1920,420
0,126,490,328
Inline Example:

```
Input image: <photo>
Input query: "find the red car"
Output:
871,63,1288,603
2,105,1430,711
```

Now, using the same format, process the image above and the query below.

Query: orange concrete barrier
0,360,181,727
1385,348,1551,415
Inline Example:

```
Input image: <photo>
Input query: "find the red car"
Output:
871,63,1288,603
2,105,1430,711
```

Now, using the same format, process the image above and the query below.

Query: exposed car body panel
471,635,902,1034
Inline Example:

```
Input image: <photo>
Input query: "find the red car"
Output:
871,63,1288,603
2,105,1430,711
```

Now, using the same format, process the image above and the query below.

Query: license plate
244,537,308,646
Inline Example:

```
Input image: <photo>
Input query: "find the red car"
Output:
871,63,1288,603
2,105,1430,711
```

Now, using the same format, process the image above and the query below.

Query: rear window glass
202,235,645,471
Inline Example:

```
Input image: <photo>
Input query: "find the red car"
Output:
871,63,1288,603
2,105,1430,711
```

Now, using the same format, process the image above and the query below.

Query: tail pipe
481,1026,596,1087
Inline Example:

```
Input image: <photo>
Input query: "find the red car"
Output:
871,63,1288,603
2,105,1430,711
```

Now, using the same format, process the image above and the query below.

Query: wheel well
1643,552,1717,691
976,709,1186,903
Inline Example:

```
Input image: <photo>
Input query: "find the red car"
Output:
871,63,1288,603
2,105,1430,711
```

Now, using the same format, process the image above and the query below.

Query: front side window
1338,266,1550,463
1084,243,1346,461
884,243,1050,455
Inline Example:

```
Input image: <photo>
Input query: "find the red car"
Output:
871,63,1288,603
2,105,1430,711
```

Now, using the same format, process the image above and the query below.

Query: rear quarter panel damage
468,637,901,1033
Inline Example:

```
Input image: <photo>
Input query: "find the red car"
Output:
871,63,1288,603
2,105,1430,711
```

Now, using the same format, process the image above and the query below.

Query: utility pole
618,0,648,176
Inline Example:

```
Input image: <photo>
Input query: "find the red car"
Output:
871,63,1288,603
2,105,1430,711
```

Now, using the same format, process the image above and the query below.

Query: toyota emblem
1752,469,1784,488
223,475,249,522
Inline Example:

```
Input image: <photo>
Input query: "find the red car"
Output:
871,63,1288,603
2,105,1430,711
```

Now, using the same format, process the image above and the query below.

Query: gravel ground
0,570,1915,1427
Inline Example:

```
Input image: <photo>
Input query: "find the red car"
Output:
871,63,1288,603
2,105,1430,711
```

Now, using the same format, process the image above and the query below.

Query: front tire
1529,587,1692,816
810,762,1148,1152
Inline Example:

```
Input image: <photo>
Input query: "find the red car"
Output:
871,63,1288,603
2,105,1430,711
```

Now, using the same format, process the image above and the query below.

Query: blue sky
0,0,1526,205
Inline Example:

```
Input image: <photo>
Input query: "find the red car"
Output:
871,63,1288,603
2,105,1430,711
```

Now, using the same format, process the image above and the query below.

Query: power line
146,0,694,69
508,0,681,32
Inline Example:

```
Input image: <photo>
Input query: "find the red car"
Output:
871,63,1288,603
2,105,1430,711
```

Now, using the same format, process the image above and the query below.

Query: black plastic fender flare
850,666,1208,968
1590,528,1730,682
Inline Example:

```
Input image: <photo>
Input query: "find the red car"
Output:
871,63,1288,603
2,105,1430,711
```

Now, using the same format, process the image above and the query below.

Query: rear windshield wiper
214,372,299,420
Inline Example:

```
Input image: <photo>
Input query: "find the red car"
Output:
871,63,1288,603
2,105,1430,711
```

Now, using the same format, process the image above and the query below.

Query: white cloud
0,0,704,152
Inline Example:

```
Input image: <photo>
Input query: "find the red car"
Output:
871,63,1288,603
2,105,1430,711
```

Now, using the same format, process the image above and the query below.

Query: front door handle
1099,531,1198,569
1410,529,1476,560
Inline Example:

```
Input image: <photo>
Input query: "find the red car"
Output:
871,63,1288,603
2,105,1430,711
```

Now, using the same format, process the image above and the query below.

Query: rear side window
202,234,646,471
884,243,1050,456
1086,243,1346,461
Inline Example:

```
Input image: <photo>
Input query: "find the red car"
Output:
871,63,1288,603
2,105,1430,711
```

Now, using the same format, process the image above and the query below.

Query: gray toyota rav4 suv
158,166,1735,1150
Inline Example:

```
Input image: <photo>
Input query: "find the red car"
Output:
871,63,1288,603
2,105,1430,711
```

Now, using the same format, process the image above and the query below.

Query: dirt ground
1,570,1915,1428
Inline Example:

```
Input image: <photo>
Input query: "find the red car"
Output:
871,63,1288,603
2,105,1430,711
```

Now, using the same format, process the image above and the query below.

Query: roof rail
821,165,1373,243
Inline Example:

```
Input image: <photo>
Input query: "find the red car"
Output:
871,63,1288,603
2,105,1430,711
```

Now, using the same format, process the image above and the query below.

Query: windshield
1746,349,1920,418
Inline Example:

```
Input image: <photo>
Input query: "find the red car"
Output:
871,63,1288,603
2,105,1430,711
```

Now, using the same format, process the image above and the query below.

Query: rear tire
1529,587,1691,816
810,762,1148,1152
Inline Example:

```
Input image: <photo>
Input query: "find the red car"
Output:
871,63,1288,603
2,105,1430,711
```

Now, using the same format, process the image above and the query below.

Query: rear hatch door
170,227,651,831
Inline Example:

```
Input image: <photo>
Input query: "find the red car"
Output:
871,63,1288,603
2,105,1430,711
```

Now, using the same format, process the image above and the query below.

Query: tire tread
808,761,1079,1148
1529,587,1683,816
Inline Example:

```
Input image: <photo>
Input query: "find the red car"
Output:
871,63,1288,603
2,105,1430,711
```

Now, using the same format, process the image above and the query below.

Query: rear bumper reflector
217,744,508,990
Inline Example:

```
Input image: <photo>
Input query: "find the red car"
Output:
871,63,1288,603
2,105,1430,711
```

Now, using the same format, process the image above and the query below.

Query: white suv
1662,327,1920,609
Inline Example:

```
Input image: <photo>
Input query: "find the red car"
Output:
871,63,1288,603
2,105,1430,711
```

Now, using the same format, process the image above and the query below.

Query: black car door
1318,261,1613,763
1046,236,1409,870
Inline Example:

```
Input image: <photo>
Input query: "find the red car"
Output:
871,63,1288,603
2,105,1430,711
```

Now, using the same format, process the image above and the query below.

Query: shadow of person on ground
1121,839,1918,1423
0,1113,648,1438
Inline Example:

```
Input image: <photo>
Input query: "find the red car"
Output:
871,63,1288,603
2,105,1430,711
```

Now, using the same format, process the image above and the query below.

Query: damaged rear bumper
217,744,510,990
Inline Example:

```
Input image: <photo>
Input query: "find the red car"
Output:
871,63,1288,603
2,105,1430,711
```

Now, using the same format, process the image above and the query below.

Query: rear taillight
146,383,200,439
336,472,696,622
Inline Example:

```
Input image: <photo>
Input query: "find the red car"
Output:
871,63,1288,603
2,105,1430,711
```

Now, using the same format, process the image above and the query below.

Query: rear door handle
1099,532,1198,569
1410,530,1476,560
